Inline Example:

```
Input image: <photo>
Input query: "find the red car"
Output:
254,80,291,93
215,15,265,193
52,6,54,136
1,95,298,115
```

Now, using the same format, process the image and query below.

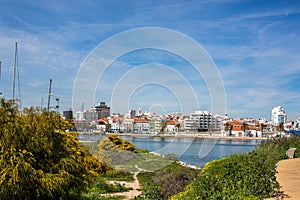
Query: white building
184,110,222,132
75,110,85,121
125,110,136,119
133,118,149,133
121,118,134,132
271,106,287,125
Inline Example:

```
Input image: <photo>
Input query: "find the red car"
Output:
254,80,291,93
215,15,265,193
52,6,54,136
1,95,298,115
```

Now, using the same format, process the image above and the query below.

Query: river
78,134,261,168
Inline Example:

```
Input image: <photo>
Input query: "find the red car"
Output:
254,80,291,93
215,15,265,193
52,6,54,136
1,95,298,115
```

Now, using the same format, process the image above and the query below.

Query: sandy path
275,158,300,199
101,164,145,199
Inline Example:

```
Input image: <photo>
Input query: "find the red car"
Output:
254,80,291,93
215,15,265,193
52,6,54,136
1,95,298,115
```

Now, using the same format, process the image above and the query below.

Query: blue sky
0,0,299,120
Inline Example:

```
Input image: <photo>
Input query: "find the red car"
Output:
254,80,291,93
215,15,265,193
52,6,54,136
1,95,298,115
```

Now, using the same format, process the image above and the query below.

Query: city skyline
0,0,299,119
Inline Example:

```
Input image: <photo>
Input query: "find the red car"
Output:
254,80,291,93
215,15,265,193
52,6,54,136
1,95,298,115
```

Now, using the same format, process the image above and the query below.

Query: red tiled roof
133,118,149,123
166,121,176,125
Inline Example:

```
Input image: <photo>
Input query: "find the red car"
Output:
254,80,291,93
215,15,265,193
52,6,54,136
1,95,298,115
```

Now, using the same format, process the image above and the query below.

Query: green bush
137,162,199,200
172,136,300,199
0,99,108,200
107,135,135,151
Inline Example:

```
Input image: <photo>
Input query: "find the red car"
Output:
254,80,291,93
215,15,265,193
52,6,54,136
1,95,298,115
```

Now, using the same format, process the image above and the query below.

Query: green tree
260,123,265,136
242,122,249,136
175,123,180,132
278,122,284,132
0,99,107,199
224,122,232,136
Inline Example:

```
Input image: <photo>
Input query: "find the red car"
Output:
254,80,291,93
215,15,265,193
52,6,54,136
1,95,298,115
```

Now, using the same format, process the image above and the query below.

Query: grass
81,175,132,200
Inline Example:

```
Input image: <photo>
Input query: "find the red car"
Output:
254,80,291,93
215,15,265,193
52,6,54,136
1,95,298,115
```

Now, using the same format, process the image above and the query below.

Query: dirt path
275,158,300,199
101,164,146,199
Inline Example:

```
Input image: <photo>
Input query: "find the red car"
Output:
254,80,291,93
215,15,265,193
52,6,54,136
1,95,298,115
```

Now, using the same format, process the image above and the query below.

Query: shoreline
148,151,202,170
102,132,269,141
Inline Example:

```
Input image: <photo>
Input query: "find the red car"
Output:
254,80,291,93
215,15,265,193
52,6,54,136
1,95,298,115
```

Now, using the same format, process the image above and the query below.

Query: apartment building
271,106,287,125
184,110,222,132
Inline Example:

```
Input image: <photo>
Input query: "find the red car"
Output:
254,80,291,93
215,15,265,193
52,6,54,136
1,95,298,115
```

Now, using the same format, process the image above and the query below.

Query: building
184,110,222,132
271,106,287,125
94,102,110,119
125,110,136,119
149,118,163,133
63,110,73,121
133,118,149,133
137,107,142,117
165,120,177,132
121,118,134,133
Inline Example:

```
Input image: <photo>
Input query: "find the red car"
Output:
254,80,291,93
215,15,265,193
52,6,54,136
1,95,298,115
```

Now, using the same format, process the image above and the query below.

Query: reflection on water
78,134,261,167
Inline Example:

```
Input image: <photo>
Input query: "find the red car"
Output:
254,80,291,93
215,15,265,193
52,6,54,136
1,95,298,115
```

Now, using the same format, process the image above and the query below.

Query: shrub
97,135,138,167
172,136,300,199
138,162,199,200
0,99,108,199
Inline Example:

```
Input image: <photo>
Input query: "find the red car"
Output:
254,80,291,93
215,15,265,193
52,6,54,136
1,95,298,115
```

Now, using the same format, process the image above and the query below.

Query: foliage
101,170,134,181
0,99,109,199
81,175,131,200
137,162,199,200
172,136,300,200
106,135,135,152
97,135,138,168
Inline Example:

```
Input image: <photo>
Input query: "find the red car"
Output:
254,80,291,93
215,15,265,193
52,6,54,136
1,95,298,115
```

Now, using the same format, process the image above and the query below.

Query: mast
0,60,2,96
47,79,52,111
12,42,17,101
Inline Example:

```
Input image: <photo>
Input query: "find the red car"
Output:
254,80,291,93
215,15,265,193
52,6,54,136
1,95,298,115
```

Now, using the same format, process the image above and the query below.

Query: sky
0,0,299,120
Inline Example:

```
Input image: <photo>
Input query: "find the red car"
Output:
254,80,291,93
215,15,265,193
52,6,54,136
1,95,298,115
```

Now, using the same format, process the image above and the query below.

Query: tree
175,123,180,132
0,99,108,199
260,123,265,136
242,122,249,137
224,122,231,136
208,124,213,135
278,122,284,136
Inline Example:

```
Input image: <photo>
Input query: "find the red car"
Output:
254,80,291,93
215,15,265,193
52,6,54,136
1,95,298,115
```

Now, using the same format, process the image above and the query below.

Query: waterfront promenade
104,132,269,140
81,131,269,140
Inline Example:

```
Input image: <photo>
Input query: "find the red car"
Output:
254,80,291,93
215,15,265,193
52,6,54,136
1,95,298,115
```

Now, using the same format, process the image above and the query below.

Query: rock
286,148,297,159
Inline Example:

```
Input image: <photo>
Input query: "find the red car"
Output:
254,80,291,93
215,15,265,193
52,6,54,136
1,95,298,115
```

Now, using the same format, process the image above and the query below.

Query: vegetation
96,135,138,169
137,162,199,200
81,175,132,200
3,98,299,200
172,136,300,199
0,99,109,200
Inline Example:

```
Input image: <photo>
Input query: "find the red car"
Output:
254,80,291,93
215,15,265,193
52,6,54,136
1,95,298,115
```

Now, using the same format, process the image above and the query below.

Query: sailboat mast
12,42,18,101
47,79,52,111
0,60,2,96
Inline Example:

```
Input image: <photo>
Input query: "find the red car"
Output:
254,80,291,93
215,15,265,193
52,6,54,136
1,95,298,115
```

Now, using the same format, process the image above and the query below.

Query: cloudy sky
0,0,299,119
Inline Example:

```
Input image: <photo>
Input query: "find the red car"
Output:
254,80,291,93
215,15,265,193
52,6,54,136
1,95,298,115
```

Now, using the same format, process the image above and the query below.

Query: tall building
137,107,142,117
63,110,73,121
128,110,136,118
76,102,111,122
94,102,110,119
271,106,287,125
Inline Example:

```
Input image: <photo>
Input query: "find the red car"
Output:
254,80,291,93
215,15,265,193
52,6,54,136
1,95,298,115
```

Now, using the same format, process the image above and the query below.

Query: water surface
78,134,261,167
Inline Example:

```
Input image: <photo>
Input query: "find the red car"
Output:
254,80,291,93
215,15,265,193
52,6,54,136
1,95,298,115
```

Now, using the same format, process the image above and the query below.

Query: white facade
137,108,142,117
184,111,222,132
271,106,287,125
121,118,134,132
75,111,85,121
